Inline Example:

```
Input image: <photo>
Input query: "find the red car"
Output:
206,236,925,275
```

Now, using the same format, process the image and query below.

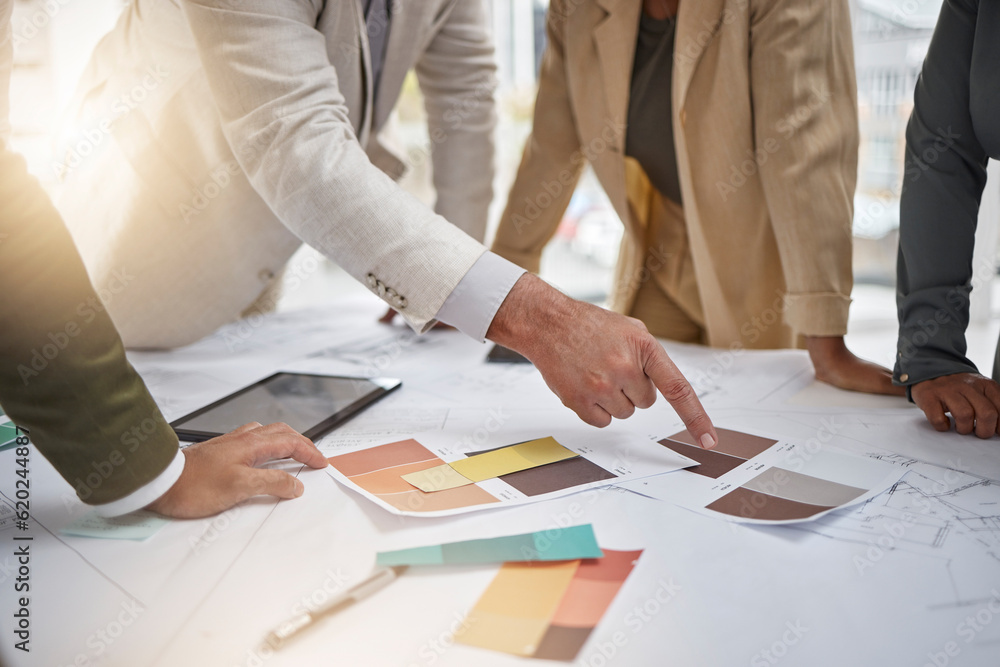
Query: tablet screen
170,373,401,441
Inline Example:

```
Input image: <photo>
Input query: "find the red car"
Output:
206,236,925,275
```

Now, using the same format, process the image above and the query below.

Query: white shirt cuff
91,449,185,517
435,251,526,343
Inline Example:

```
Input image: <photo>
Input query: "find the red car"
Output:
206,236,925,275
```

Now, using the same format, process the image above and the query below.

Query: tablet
170,372,401,442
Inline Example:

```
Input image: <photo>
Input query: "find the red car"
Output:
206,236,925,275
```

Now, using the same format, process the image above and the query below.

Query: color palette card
60,510,170,541
620,427,904,525
325,429,695,518
0,420,21,451
376,525,603,567
402,437,578,492
455,549,643,661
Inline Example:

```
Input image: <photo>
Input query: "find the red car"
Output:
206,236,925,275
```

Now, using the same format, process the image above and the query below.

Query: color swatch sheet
325,430,696,517
401,437,577,492
619,426,904,524
376,525,603,567
455,549,643,661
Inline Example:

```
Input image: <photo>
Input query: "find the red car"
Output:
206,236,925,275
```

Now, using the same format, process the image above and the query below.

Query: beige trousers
623,158,706,344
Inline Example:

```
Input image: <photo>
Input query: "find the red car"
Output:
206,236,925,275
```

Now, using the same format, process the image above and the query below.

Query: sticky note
376,525,603,567
400,463,473,492
60,510,169,541
402,437,578,492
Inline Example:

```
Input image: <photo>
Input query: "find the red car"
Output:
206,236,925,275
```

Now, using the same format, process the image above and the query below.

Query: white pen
264,565,408,650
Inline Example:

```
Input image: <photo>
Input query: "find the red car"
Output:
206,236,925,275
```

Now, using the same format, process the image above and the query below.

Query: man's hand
487,274,717,448
910,373,1000,438
806,336,904,396
146,422,329,519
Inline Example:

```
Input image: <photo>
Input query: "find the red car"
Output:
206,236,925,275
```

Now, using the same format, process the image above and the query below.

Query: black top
895,0,1000,387
625,12,683,205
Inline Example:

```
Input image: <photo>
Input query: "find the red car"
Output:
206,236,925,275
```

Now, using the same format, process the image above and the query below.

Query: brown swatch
665,427,777,460
659,439,745,479
533,625,592,661
499,457,617,497
706,486,834,522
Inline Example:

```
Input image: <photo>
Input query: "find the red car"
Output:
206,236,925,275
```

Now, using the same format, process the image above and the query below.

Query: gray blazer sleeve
416,0,497,244
894,0,989,387
178,0,488,332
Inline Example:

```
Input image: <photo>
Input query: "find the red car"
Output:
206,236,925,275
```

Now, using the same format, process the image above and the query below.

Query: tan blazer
492,0,857,349
58,0,496,348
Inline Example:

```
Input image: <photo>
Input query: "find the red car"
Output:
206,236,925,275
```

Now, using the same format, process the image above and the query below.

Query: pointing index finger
643,341,717,449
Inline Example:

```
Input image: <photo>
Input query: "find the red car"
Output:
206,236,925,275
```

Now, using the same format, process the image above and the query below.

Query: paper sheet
786,381,914,409
375,524,602,566
621,426,904,524
326,425,696,518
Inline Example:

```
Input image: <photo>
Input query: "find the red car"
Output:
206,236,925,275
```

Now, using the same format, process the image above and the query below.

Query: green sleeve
0,146,179,505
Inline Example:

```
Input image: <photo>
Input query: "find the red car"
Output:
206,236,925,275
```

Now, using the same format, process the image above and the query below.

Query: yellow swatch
402,437,578,492
453,437,577,482
400,464,472,492
455,560,580,656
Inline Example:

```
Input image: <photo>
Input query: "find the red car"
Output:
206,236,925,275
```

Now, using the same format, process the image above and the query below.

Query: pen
264,565,408,649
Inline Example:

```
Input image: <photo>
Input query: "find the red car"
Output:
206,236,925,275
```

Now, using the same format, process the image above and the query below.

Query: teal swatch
0,422,19,451
376,524,602,567
60,510,169,541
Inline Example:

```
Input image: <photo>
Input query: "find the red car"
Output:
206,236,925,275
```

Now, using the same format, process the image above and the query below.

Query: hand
146,422,329,519
378,307,453,330
487,274,718,448
806,336,904,396
910,373,1000,438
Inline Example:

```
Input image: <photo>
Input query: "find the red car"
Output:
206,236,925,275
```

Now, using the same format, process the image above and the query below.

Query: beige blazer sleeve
490,2,586,273
415,0,497,244
179,0,487,332
749,0,856,336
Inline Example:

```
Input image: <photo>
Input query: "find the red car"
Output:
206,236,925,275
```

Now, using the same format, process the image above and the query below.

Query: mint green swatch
0,422,19,451
60,510,169,541
376,524,602,567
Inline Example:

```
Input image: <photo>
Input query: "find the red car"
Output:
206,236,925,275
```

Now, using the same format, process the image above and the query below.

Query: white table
2,297,999,667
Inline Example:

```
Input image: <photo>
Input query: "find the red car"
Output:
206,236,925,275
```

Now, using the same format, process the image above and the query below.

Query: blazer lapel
350,0,374,145
674,0,726,110
373,1,431,129
593,0,641,134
